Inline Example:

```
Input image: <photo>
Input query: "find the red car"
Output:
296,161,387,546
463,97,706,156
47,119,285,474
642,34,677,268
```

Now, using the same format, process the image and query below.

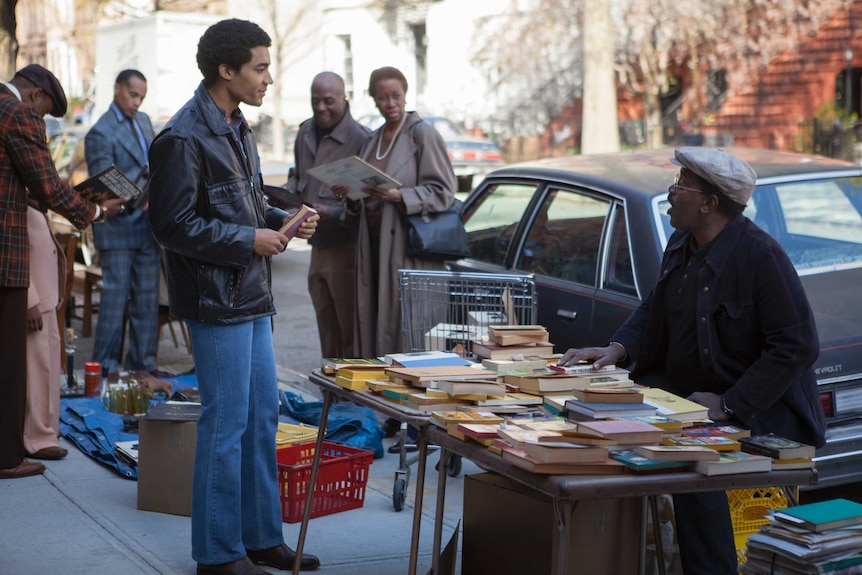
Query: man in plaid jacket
0,65,122,479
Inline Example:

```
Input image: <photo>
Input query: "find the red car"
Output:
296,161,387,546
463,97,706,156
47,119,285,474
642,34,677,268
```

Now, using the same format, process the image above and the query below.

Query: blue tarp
59,374,198,479
280,391,385,459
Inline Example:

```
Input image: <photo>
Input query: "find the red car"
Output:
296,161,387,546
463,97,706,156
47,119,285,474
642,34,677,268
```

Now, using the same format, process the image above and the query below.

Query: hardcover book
641,388,709,422
611,449,692,472
434,379,507,398
572,419,666,445
693,451,772,476
680,424,751,441
279,204,318,240
634,445,721,462
738,433,816,460
383,351,473,368
471,339,555,360
430,410,504,426
383,365,496,384
661,435,741,451
499,447,625,475
570,387,644,404
306,155,402,200
321,357,386,374
74,165,142,202
773,498,862,532
565,399,657,420
521,441,609,464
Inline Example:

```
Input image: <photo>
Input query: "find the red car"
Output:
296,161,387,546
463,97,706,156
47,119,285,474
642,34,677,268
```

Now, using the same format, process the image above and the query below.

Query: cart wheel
393,478,407,512
447,454,462,477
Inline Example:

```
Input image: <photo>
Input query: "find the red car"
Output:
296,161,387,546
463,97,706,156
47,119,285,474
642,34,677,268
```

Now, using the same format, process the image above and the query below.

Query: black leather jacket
148,83,287,324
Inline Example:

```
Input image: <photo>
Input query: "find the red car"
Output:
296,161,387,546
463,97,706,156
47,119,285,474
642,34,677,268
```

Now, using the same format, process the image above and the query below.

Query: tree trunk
581,0,619,154
0,0,18,80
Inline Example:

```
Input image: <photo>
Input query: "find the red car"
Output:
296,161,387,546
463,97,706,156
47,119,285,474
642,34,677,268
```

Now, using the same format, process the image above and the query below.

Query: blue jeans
187,317,284,564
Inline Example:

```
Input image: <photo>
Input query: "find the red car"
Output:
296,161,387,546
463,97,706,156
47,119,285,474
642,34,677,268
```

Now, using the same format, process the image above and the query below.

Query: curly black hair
196,19,271,86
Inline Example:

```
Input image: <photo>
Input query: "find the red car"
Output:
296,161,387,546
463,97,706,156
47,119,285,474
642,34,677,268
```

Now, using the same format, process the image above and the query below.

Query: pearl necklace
375,113,407,160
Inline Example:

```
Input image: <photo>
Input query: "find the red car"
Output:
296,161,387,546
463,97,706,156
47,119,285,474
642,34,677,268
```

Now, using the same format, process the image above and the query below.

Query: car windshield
655,175,862,274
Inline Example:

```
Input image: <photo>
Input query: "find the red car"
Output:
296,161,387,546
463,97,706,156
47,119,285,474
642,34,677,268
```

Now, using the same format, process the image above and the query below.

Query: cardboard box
423,322,486,352
466,310,507,327
137,403,200,516
462,472,642,575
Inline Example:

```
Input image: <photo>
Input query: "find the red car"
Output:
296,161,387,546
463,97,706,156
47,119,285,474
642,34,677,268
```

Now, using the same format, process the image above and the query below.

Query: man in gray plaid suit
85,69,163,375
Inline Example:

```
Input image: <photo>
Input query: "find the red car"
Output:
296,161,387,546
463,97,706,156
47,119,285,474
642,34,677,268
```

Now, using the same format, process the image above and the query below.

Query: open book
306,155,401,200
74,165,142,203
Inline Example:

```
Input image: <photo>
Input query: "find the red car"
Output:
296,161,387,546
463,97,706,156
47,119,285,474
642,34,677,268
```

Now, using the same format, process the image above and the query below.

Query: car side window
463,182,537,266
603,205,638,296
518,188,610,286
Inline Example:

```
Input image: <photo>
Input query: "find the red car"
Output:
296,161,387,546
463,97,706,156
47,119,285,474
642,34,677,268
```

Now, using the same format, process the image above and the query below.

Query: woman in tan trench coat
353,66,457,358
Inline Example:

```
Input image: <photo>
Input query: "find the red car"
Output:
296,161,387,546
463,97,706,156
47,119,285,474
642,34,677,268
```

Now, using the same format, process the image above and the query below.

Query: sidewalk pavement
1,247,473,574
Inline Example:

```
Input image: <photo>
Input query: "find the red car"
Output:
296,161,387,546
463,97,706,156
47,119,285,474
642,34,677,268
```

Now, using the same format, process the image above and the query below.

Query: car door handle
556,309,578,321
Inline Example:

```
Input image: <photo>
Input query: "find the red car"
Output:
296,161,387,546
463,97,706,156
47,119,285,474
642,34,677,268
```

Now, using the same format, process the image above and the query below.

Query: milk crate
728,486,793,564
277,441,373,523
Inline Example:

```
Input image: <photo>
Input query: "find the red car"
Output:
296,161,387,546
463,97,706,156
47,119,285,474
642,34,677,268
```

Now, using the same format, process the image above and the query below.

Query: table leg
552,498,577,574
408,426,430,575
430,447,450,575
292,389,333,575
648,495,667,575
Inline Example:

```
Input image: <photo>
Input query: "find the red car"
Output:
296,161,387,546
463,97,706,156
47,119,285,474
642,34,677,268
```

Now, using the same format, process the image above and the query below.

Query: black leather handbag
406,199,470,261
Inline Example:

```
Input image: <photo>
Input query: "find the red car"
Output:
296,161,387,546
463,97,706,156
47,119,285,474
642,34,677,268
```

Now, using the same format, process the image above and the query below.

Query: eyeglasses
672,173,705,194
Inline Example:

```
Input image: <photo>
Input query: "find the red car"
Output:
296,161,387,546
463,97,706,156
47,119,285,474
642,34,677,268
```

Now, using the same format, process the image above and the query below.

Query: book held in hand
279,204,318,240
74,165,142,203
306,155,402,200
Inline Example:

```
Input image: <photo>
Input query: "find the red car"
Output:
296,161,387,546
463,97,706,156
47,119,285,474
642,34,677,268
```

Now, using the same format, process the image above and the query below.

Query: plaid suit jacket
0,84,94,287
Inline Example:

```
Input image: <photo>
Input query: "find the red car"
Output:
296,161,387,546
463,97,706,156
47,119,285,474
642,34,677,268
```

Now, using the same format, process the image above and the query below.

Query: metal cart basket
388,270,537,510
400,270,537,357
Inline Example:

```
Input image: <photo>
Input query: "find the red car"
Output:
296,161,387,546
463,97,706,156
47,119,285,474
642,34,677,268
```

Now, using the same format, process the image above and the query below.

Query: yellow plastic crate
276,422,318,446
728,486,795,564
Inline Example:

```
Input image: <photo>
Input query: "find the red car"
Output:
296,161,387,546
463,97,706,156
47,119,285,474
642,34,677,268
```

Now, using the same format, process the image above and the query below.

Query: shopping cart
389,270,538,510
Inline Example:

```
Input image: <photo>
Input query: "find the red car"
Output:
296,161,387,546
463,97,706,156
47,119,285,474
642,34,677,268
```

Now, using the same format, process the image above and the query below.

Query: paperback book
278,204,318,240
738,433,816,460
693,450,772,476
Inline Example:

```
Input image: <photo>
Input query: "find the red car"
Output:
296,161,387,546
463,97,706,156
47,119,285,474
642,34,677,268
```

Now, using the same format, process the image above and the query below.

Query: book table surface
304,370,818,575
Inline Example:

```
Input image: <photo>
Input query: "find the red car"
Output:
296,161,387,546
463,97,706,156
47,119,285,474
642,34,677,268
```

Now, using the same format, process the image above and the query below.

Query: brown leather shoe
0,460,45,479
196,556,267,575
247,544,320,571
28,446,68,460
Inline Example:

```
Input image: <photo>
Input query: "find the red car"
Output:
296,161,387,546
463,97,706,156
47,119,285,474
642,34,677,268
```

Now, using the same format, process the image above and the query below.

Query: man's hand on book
294,213,319,240
254,228,289,256
559,344,625,370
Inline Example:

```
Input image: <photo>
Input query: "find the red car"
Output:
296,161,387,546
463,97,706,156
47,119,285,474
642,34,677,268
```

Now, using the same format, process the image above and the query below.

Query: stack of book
471,325,556,361
641,387,710,423
504,365,633,396
739,433,817,470
742,499,862,575
333,366,390,391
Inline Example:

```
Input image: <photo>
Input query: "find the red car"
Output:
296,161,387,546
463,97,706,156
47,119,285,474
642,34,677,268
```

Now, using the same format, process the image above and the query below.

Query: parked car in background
450,147,862,496
357,114,503,192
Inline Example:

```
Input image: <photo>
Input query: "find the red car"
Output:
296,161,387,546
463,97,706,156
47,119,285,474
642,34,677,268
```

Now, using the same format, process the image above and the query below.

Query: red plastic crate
276,441,373,524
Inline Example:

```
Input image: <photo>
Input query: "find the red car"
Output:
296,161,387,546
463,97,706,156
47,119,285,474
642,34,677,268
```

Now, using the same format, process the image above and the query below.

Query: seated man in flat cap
559,147,826,575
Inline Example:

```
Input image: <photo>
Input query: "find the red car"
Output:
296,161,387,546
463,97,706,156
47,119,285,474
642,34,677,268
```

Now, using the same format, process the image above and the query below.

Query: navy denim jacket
613,214,826,447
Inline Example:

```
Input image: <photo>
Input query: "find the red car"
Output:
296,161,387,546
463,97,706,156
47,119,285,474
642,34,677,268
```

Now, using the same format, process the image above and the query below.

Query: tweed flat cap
15,64,68,117
670,147,757,205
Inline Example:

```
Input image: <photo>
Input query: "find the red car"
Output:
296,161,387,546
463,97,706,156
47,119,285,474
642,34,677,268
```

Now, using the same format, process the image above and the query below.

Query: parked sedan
357,114,503,191
450,147,862,492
